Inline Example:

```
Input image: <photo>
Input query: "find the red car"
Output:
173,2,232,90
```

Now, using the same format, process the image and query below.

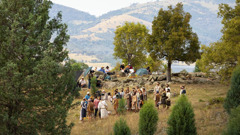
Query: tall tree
0,0,75,134
197,0,240,81
223,105,240,135
113,22,149,68
167,95,197,135
147,3,200,82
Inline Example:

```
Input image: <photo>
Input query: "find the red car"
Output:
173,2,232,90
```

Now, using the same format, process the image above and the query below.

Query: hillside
50,0,235,65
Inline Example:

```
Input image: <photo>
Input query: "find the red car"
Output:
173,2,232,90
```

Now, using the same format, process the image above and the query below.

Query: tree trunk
167,61,172,82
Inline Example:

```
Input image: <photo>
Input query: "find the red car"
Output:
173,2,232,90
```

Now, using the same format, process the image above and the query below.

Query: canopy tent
135,68,149,76
83,66,93,77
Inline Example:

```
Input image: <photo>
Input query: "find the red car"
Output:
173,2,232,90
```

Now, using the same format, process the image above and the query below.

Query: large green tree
197,0,240,81
0,0,75,134
147,3,200,82
113,22,149,68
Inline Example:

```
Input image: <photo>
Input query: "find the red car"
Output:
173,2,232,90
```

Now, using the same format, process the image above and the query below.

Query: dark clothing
161,92,167,105
87,73,93,89
120,65,125,70
139,94,144,108
94,108,100,117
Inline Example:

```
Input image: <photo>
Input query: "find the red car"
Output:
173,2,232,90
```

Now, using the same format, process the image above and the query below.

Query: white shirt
80,79,86,85
105,69,110,73
154,85,161,93
165,87,171,92
166,92,171,100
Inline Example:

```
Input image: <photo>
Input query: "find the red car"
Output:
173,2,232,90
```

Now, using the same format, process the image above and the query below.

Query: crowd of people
79,83,187,121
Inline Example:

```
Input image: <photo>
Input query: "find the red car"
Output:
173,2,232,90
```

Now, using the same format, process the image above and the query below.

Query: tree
194,61,201,72
197,1,240,81
70,59,89,71
139,101,158,135
147,3,200,82
167,95,197,135
224,66,240,114
90,76,98,96
224,105,240,135
0,0,75,134
144,56,164,72
113,22,149,68
113,118,131,135
117,99,126,115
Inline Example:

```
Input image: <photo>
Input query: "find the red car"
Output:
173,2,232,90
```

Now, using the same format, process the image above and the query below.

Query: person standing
87,71,93,90
125,89,131,111
166,89,171,110
142,88,147,101
155,91,160,108
94,96,100,118
80,98,87,121
120,88,124,99
85,92,91,101
87,99,94,120
98,98,108,119
161,90,167,110
180,86,186,95
165,84,171,92
139,90,144,109
113,94,119,114
131,92,138,112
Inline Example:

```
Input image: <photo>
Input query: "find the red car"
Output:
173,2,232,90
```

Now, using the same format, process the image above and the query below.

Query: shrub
224,66,240,114
90,77,98,96
224,105,240,135
167,95,197,135
113,118,131,135
117,99,126,115
208,97,225,105
139,101,158,135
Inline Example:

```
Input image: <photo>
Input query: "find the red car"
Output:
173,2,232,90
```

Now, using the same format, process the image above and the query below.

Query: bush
167,95,197,135
90,77,98,96
224,66,240,114
224,105,240,135
208,97,225,105
139,101,158,135
117,99,126,115
113,118,131,135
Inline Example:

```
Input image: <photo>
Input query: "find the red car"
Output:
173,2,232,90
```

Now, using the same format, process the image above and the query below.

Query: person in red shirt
93,96,101,118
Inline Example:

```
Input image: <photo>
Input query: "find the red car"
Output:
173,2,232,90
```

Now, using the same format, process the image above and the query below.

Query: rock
152,74,158,81
111,75,117,80
102,82,118,89
193,77,211,84
95,71,104,76
123,79,134,83
111,79,119,82
172,73,180,77
196,72,207,78
147,89,154,93
171,77,185,83
157,75,166,81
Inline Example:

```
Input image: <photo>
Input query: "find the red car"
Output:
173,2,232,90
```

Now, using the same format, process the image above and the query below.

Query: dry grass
68,83,229,135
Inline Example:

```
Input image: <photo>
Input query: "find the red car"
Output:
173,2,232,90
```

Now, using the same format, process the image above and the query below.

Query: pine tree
114,118,131,135
224,105,240,135
90,76,98,96
139,101,158,135
147,3,200,82
224,66,240,114
0,0,75,134
117,99,126,115
167,95,197,135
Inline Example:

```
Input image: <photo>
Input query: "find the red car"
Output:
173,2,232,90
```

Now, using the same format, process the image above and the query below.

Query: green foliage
147,3,200,82
144,56,164,72
194,62,201,72
0,0,74,134
224,66,240,114
113,118,131,135
208,97,225,105
117,99,126,115
90,76,98,96
113,22,149,68
197,1,240,81
224,105,240,135
70,59,89,71
167,95,197,135
139,101,158,135
111,62,121,72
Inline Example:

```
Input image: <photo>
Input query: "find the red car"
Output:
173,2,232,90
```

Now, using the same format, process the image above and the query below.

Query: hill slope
50,0,235,65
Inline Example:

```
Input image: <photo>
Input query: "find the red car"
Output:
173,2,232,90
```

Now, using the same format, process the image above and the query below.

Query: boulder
111,75,117,80
102,82,118,89
171,77,185,83
111,79,119,82
196,72,207,78
123,79,134,83
95,71,104,76
193,77,212,84
157,75,166,81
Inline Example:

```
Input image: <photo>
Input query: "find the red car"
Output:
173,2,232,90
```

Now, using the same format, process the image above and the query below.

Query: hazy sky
51,0,155,16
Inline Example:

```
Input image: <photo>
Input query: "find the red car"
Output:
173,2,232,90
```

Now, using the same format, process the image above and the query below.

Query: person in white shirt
98,99,108,118
154,82,161,100
180,86,186,95
165,84,171,92
79,77,87,88
105,66,110,73
166,89,171,109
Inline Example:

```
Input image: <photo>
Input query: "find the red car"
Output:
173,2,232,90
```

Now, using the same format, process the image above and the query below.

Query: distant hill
50,0,235,65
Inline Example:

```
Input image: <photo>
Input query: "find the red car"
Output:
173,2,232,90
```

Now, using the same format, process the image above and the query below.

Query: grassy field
67,83,229,135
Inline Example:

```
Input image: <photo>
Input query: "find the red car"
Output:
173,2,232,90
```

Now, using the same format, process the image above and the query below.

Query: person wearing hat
87,70,94,90
79,77,87,88
80,98,87,121
87,99,94,120
85,92,91,101
98,67,105,73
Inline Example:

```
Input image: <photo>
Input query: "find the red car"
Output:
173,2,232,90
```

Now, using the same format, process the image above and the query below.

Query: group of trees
113,3,200,82
113,96,197,135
